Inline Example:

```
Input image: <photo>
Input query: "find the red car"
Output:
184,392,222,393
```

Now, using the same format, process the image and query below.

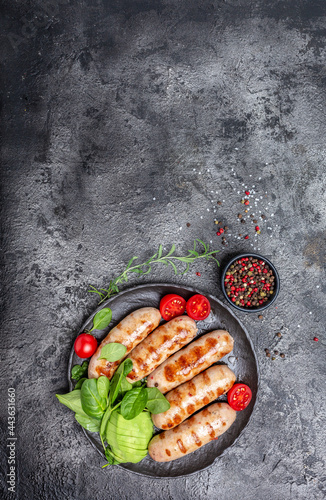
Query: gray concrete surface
1,1,326,499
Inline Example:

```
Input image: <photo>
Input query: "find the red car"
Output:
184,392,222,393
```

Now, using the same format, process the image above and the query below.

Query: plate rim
68,282,260,479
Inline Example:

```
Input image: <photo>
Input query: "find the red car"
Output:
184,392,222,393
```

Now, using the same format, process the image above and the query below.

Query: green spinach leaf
90,308,112,331
109,370,124,406
98,343,127,362
97,376,110,399
74,378,86,390
120,377,132,394
118,358,133,376
56,390,88,416
109,359,133,405
145,387,170,414
71,361,89,381
120,387,148,420
75,413,101,432
81,379,107,419
104,447,121,466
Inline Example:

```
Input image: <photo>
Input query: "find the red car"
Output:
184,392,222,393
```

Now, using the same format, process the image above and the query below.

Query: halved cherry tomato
227,383,252,411
74,333,98,358
160,294,186,321
186,294,211,321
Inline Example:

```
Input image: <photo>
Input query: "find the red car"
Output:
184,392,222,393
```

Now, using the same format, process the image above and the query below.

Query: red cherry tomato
74,333,98,358
186,294,211,321
159,294,186,321
227,383,252,411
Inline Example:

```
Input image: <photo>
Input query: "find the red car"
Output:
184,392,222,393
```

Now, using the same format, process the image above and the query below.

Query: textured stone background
1,1,326,499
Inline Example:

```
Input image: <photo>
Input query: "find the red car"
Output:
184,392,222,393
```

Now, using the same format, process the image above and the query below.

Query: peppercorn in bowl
221,253,280,312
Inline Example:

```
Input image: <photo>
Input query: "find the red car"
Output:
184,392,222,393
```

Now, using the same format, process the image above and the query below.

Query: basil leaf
74,378,86,390
81,379,107,419
97,376,110,399
75,413,101,432
56,390,88,417
120,387,148,420
145,388,170,414
91,308,112,331
98,343,127,362
71,361,89,381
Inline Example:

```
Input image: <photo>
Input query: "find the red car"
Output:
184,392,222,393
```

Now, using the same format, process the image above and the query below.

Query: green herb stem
89,239,219,303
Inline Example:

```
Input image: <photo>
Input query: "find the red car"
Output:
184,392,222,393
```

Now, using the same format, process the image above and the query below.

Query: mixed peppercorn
224,256,275,308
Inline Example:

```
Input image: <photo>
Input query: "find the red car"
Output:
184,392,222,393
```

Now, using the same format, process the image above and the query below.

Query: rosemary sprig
89,239,219,303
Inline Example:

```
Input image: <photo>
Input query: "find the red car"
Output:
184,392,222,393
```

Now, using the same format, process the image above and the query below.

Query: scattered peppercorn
239,234,242,237
244,200,250,205
224,226,228,231
219,228,224,234
241,219,245,224
253,219,258,223
244,209,248,213
258,315,263,319
266,352,271,358
238,213,243,219
272,356,276,361
196,272,201,276
264,348,270,353
217,201,222,205
214,220,219,225
250,214,254,218
313,337,319,342
255,226,260,231
245,190,250,195
280,353,285,358
274,350,279,355
244,235,249,239
261,214,266,219
276,332,282,338
186,222,191,227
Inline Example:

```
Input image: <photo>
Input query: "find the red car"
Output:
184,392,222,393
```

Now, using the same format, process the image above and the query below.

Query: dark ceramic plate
68,283,259,478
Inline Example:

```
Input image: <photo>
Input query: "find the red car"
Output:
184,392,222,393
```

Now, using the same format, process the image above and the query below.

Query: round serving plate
68,283,259,478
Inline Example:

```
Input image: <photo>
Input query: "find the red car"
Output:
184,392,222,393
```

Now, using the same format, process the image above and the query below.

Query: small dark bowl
221,253,280,313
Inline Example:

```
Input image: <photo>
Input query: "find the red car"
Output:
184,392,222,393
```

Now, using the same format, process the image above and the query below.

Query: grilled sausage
147,330,234,393
152,365,236,430
148,402,236,462
88,307,161,380
126,316,198,382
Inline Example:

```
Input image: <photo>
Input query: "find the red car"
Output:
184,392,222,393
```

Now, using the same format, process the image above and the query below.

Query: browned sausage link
126,316,198,382
152,365,236,430
148,402,236,462
147,330,234,393
88,307,161,380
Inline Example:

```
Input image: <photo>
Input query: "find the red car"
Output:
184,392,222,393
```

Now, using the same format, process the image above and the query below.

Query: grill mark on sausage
203,396,210,405
202,370,211,385
161,334,229,383
174,415,182,425
206,422,216,439
165,449,171,456
191,431,202,447
177,439,187,454
159,433,165,440
186,404,195,415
